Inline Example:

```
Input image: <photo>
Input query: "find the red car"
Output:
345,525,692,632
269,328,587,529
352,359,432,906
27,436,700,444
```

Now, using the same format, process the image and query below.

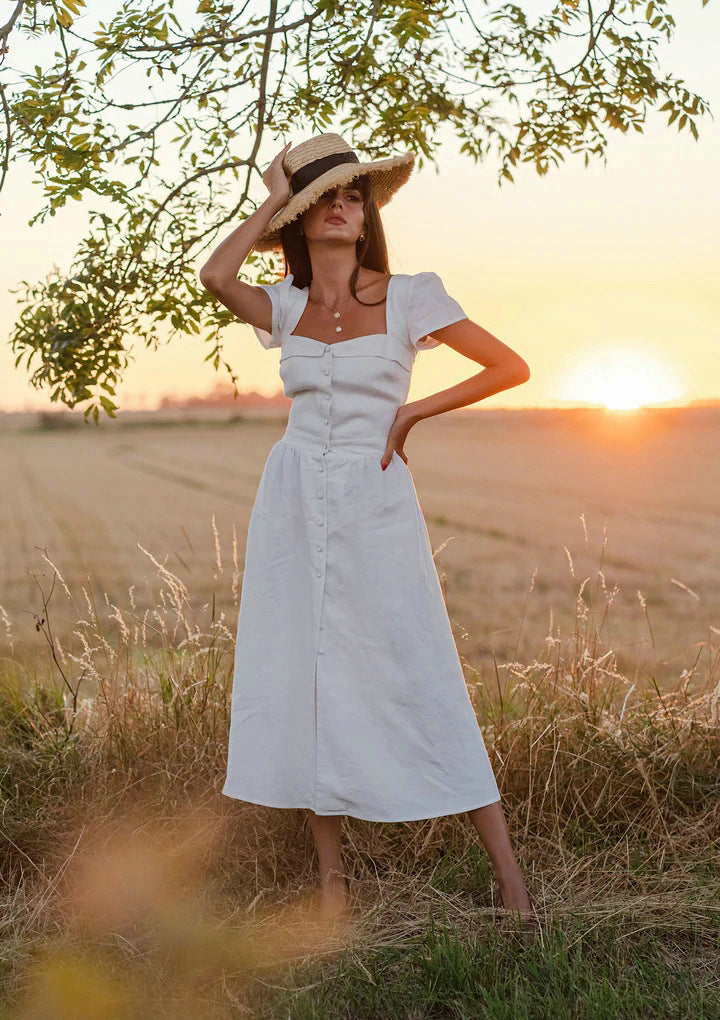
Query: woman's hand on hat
262,142,292,205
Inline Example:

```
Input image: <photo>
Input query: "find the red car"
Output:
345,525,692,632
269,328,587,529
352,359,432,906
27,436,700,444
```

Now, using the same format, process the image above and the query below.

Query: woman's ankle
495,862,525,887
321,867,347,887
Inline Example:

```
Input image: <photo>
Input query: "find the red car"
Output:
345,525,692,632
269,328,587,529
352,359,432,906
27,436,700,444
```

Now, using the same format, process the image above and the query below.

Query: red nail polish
381,463,386,470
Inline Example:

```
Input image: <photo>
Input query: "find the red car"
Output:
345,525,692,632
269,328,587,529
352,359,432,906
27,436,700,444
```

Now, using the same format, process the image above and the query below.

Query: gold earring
359,233,365,241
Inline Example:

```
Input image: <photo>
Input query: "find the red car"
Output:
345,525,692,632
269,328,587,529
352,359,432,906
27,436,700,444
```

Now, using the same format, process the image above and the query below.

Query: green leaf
99,394,117,417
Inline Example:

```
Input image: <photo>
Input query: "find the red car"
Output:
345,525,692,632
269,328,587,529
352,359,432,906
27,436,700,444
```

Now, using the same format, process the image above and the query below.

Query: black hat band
289,151,360,195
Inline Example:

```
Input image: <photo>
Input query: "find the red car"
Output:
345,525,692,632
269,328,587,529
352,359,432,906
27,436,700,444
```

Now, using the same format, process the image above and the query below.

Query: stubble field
1,405,718,686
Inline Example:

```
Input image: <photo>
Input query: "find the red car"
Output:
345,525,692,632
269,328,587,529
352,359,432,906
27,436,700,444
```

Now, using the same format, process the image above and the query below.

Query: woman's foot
492,871,541,942
319,868,348,920
495,867,533,916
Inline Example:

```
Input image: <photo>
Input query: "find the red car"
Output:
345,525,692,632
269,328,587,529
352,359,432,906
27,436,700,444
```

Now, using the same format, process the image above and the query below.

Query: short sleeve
251,273,295,349
406,271,468,351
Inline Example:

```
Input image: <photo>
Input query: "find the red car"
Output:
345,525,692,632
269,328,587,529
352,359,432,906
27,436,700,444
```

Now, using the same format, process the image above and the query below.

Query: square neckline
288,274,395,346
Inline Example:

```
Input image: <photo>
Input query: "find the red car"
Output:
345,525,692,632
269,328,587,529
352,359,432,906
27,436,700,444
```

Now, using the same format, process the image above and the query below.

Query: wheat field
1,406,717,683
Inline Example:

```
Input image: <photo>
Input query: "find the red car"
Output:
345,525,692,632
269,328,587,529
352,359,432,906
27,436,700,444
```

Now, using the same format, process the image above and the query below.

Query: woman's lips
326,217,346,224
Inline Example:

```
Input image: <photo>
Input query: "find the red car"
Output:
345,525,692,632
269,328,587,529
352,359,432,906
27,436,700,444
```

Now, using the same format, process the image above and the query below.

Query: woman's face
300,182,365,247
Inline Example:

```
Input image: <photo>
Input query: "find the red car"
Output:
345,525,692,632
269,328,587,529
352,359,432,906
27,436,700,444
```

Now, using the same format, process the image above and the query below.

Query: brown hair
278,174,390,307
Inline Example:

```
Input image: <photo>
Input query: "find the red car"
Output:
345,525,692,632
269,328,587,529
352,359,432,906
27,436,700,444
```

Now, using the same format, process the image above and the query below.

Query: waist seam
280,434,385,458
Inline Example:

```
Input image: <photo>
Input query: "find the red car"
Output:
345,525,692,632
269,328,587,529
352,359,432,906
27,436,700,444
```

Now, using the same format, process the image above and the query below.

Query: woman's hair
278,174,390,307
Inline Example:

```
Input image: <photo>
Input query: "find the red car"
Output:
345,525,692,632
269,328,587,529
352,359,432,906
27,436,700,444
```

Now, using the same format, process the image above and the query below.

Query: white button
324,345,331,352
324,419,329,425
322,368,330,375
319,623,324,630
316,570,322,578
316,518,322,525
316,544,322,552
324,394,330,400
318,647,324,654
317,464,323,471
318,493,324,500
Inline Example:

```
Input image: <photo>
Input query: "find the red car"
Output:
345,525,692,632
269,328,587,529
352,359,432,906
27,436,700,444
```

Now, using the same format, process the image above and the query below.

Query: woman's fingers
380,448,408,470
261,142,292,198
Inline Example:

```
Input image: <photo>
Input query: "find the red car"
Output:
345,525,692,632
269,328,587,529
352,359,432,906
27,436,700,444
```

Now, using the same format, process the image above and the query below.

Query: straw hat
253,132,415,252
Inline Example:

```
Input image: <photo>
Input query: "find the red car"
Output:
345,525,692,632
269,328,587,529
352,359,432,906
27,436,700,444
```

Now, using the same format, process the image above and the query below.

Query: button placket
316,353,329,583
315,457,324,583
322,346,332,426
315,348,333,663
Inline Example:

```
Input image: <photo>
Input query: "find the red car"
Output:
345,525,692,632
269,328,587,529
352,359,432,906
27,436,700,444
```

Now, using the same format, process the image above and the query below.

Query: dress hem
220,787,502,823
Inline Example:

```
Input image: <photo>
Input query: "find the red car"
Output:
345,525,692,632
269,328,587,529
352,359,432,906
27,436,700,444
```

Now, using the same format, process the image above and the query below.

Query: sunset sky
1,2,718,414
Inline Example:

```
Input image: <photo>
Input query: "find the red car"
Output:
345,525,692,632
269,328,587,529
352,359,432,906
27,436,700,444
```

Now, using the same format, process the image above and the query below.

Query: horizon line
2,399,719,415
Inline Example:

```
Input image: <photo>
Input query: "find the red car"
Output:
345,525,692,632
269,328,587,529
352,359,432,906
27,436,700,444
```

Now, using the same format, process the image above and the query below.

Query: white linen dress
222,270,501,822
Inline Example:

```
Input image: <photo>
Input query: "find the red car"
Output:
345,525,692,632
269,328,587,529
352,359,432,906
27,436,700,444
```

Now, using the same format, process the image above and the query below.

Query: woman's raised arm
198,142,291,331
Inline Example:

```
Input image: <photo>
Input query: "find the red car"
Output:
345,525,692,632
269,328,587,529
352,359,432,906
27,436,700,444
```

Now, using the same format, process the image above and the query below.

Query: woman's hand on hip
380,406,415,470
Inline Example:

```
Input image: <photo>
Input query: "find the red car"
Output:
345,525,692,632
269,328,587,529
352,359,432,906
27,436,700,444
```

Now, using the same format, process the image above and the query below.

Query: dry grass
0,517,718,1015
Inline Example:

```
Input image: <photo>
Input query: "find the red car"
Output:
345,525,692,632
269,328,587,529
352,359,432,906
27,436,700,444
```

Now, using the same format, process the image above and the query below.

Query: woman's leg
466,800,532,914
307,811,347,917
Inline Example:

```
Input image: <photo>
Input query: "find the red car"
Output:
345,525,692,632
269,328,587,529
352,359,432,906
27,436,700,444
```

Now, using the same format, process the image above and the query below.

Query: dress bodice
251,271,468,456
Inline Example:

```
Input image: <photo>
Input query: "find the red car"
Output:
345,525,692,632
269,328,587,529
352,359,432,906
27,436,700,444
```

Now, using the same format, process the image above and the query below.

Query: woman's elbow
509,357,530,385
198,268,218,293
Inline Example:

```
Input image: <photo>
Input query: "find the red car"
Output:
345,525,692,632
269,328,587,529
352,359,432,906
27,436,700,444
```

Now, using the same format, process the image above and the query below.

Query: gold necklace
310,287,354,333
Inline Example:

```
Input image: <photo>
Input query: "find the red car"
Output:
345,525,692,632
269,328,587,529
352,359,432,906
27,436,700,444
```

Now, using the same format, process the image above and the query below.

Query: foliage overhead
1,0,714,421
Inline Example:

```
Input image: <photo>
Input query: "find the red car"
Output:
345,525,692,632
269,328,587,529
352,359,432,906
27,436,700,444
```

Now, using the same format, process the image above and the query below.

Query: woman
199,133,534,925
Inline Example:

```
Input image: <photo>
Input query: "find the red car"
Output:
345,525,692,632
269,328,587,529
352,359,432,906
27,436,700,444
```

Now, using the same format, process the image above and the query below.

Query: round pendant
333,311,341,319
335,325,342,333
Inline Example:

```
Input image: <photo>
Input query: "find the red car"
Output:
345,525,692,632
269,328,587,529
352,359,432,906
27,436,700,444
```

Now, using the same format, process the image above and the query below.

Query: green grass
251,916,719,1020
10,911,716,1019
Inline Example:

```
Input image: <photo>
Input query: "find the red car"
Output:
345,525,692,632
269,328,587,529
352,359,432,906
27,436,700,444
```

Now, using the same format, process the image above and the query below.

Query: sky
1,1,719,414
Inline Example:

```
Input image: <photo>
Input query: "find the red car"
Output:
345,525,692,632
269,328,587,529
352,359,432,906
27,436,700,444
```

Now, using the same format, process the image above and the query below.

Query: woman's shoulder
258,271,306,294
266,272,297,290
390,271,445,304
348,269,396,304
392,270,444,287
408,270,444,285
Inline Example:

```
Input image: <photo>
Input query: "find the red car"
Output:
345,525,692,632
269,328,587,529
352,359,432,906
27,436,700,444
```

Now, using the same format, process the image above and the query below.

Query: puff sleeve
250,273,295,350
406,271,468,351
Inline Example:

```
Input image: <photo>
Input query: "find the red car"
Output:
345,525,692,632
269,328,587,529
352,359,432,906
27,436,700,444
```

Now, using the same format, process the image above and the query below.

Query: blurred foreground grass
0,530,718,1018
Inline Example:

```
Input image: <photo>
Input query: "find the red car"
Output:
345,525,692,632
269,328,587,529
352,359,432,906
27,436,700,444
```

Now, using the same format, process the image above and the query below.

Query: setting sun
558,347,684,411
